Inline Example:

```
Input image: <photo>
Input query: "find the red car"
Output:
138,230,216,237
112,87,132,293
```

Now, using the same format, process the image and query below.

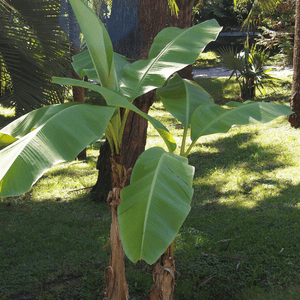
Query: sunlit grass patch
0,104,15,117
31,148,100,202
0,104,15,129
193,51,221,69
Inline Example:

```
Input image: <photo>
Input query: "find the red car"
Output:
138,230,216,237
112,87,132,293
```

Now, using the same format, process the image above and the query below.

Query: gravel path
192,66,293,78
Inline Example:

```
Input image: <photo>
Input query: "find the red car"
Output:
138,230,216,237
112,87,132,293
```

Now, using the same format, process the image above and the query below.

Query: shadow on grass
0,194,110,299
189,131,287,180
0,192,152,300
173,129,300,299
175,181,300,300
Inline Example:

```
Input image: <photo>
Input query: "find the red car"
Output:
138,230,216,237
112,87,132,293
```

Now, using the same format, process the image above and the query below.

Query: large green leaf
120,19,222,101
53,77,177,152
0,104,115,197
156,74,214,129
68,0,115,89
118,147,194,264
72,50,130,85
191,101,292,141
0,102,79,142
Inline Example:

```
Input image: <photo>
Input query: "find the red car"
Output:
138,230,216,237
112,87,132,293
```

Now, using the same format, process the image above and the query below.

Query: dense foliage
193,0,244,30
0,0,71,115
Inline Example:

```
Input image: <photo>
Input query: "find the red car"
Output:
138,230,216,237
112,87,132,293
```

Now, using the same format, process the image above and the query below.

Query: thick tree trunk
103,156,131,300
149,244,175,300
240,77,255,100
288,0,300,128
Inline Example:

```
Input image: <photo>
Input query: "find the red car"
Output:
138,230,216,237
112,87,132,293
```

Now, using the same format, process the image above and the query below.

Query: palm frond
0,0,71,115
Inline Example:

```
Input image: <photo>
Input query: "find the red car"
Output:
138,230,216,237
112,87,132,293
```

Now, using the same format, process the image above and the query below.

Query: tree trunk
149,244,175,300
288,0,300,128
240,77,255,100
103,156,131,300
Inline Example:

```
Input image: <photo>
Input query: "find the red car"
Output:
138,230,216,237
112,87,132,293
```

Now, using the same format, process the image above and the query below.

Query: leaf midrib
129,26,197,102
140,152,166,258
194,103,262,139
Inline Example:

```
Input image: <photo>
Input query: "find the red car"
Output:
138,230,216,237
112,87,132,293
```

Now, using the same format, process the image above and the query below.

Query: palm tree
0,0,71,115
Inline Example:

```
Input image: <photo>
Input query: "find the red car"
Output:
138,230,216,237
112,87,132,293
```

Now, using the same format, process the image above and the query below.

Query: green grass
193,51,221,69
1,76,300,299
194,75,293,105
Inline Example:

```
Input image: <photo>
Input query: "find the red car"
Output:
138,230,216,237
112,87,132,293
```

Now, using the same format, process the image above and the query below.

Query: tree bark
288,0,300,128
149,244,175,300
103,156,131,300
240,77,255,100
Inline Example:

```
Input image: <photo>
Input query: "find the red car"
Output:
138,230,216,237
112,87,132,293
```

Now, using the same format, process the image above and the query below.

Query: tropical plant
0,0,292,299
256,0,295,66
0,0,71,115
234,0,283,32
219,38,275,100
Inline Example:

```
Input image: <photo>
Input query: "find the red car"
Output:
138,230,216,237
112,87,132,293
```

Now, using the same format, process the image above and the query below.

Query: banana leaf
156,74,213,129
118,147,194,264
72,50,130,85
68,0,115,89
0,104,115,197
53,77,177,152
120,19,222,101
0,102,80,142
191,101,292,141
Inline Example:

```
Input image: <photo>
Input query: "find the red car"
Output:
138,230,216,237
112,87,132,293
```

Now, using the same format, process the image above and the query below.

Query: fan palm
0,0,71,115
219,38,274,99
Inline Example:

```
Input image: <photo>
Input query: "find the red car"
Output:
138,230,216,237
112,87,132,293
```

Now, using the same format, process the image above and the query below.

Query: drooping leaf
0,104,115,197
120,19,222,101
118,147,194,264
191,101,292,141
68,0,115,89
0,102,79,140
53,77,177,152
157,74,214,129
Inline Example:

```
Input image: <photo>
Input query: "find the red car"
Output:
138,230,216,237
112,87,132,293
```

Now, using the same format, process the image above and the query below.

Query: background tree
234,0,283,33
256,0,295,66
288,0,300,127
0,0,71,115
194,0,243,30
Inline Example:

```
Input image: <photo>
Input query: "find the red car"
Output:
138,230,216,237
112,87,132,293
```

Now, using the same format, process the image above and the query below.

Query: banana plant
0,0,292,299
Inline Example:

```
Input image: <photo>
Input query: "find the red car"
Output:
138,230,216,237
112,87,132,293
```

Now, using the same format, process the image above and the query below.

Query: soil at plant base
192,66,293,78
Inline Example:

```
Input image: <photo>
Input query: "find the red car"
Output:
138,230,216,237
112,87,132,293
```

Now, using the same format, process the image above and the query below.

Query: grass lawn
1,75,300,299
